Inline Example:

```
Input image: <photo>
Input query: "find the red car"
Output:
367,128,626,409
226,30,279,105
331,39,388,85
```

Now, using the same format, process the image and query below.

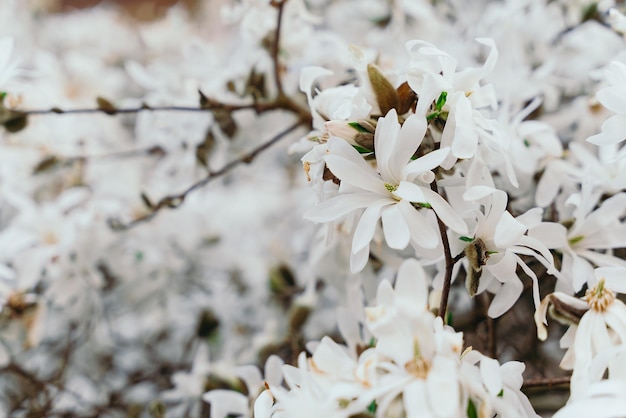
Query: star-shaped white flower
305,109,467,272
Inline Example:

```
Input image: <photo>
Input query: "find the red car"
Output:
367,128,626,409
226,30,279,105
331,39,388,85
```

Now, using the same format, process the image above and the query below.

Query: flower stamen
584,279,616,312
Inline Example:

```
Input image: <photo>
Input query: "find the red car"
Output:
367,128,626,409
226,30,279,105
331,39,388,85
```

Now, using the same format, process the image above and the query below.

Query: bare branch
108,119,307,230
431,180,455,320
523,375,571,389
271,0,289,96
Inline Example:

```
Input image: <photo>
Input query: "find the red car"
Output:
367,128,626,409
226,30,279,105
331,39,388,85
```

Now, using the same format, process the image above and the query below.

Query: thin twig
523,376,571,389
20,101,275,117
271,0,288,96
108,119,306,230
431,181,455,320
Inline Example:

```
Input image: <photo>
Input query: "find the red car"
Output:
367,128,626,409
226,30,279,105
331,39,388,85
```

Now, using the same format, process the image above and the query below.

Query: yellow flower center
384,183,398,193
584,279,616,312
404,338,431,379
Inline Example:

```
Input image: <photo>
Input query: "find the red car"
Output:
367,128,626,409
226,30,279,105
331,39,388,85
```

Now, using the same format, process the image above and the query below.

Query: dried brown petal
367,63,399,116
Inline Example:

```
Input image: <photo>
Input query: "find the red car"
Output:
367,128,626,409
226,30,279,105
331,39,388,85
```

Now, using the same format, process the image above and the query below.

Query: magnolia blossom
535,267,626,400
256,259,537,418
530,190,626,293
406,38,499,162
305,109,467,272
461,186,558,317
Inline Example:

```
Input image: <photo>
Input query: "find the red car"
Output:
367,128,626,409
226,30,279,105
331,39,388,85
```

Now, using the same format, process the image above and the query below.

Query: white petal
202,390,248,418
404,380,436,418
463,185,497,201
597,85,626,114
350,244,370,273
494,211,527,249
397,199,440,248
426,356,459,417
395,181,426,202
304,193,378,222
480,356,503,396
352,200,389,253
381,205,410,249
325,154,388,194
528,222,568,249
449,94,477,159
299,66,333,96
395,258,429,312
374,109,401,183
390,114,427,181
423,188,468,234
264,355,284,387
596,267,626,294
588,114,626,145
488,278,523,318
253,391,273,418
402,147,451,178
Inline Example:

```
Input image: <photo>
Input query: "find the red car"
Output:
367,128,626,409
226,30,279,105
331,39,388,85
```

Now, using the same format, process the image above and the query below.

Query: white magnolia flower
462,186,558,317
460,352,540,418
406,38,499,161
305,109,467,272
535,142,626,208
535,267,626,400
530,190,626,293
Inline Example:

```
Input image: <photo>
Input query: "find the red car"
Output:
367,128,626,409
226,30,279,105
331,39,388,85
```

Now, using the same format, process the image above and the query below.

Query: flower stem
431,181,454,320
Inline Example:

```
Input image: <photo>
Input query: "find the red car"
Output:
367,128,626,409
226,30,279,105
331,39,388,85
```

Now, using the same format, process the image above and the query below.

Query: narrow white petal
253,391,273,418
304,193,379,223
374,109,401,183
449,94,477,159
404,380,436,418
397,199,440,248
597,86,626,114
402,147,451,178
596,267,626,294
350,244,370,273
395,181,426,202
463,185,497,201
352,201,389,253
381,205,410,249
588,114,626,145
423,188,468,234
528,222,568,249
325,154,388,194
390,114,427,181
488,278,523,318
426,356,460,417
494,211,527,249
202,390,248,418
395,258,429,312
480,356,503,396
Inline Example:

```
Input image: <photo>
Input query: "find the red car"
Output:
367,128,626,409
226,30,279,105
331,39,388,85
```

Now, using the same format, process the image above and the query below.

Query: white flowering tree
1,0,626,417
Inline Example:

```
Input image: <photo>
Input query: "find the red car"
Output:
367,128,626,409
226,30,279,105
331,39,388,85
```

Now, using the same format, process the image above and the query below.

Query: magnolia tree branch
270,0,288,96
107,119,307,230
17,94,303,117
431,181,457,320
523,376,571,389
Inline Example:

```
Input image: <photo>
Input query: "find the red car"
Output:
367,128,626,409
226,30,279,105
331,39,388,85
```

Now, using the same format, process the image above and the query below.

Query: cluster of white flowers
254,259,537,418
0,0,625,417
